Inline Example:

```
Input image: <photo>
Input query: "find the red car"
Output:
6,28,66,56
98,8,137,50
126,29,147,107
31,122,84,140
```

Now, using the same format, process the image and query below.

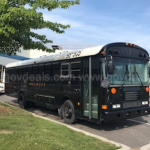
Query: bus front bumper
104,106,150,122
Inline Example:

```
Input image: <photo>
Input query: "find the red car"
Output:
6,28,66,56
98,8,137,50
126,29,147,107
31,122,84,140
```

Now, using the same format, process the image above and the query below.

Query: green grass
0,102,119,150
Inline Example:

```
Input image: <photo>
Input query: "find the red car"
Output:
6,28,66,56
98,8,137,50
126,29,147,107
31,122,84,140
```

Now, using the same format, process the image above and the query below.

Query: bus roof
6,45,104,68
6,42,148,68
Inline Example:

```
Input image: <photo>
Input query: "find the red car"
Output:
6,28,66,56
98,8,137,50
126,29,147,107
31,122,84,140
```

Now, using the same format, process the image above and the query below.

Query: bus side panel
54,59,82,118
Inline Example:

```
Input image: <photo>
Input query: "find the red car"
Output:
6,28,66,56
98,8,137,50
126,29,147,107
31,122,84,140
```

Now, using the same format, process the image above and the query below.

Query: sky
34,0,150,52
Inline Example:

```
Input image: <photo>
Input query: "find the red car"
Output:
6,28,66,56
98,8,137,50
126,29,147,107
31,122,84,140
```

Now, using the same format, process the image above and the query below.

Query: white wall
0,48,52,66
17,48,52,58
0,57,20,66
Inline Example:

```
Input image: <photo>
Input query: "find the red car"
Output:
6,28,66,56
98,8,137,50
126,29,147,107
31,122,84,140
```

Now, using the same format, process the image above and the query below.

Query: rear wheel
18,93,29,109
62,100,76,124
58,104,63,119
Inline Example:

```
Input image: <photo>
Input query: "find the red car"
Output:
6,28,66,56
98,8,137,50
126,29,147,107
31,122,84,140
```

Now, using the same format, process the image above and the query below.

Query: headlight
112,104,121,109
142,101,149,105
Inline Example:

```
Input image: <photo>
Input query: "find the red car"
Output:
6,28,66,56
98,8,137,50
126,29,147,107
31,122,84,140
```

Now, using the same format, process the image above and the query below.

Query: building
0,47,52,66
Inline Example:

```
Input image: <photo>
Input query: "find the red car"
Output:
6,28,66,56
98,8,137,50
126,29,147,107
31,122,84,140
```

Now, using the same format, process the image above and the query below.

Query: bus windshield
102,58,149,85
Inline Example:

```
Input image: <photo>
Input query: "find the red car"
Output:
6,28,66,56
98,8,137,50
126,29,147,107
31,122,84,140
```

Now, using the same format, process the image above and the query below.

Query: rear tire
62,100,76,124
18,93,29,109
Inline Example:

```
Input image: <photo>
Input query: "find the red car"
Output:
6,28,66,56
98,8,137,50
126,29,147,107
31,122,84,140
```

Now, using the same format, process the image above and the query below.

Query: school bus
5,42,150,124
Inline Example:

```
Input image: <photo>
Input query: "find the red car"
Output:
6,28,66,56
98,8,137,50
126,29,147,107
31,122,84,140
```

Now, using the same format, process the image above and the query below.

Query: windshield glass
102,58,149,85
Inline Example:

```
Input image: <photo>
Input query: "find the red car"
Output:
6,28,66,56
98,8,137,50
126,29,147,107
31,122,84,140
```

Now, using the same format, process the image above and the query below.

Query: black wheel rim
64,103,73,119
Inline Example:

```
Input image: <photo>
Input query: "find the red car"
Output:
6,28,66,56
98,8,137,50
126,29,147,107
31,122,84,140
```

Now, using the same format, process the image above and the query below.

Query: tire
18,93,29,109
62,100,76,124
58,104,63,119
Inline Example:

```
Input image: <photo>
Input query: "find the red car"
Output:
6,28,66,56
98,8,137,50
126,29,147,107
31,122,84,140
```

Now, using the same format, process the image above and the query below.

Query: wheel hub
64,104,72,118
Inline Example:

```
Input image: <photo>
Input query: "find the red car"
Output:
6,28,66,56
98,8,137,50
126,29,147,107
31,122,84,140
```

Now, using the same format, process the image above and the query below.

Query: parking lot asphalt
0,94,150,149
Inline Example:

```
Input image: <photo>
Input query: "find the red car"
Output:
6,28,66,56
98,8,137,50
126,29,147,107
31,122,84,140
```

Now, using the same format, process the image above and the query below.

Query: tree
0,0,80,55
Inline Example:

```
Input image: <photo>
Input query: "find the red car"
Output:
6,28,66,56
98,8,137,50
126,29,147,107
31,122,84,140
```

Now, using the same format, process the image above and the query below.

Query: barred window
71,62,81,77
61,63,69,77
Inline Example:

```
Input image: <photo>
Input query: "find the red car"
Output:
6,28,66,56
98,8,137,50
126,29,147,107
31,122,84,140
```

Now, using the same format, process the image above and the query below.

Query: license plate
123,101,141,109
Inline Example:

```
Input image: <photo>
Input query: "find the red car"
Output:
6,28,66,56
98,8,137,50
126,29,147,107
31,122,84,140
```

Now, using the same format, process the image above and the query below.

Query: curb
0,101,130,150
32,113,131,150
141,143,150,150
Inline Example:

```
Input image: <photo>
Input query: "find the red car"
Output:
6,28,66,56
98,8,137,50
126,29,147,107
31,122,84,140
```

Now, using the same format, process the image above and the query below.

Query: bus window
71,61,81,78
28,66,32,82
52,63,60,76
33,65,38,82
52,63,60,84
61,63,69,77
45,63,51,84
38,64,44,83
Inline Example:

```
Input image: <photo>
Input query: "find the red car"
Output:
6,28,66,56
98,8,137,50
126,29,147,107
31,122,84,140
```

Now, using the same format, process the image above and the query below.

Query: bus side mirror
101,79,110,88
108,61,115,74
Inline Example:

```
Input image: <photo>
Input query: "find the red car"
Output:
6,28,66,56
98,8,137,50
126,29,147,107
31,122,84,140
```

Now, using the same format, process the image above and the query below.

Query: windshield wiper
133,65,143,86
121,65,129,87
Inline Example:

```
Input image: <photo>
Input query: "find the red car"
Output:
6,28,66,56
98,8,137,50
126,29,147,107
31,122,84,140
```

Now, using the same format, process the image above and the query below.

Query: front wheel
62,100,77,124
18,93,29,109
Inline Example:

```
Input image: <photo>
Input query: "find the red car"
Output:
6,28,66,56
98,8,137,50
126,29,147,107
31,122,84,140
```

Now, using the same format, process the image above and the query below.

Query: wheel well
18,91,24,100
60,96,71,107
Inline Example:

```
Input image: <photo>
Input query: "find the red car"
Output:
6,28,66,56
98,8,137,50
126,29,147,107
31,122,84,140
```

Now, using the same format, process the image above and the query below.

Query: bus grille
125,91,139,101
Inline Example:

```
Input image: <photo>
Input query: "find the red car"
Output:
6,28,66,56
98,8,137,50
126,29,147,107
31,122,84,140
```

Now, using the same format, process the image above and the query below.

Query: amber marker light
111,88,116,94
101,51,105,55
145,87,149,92
77,102,80,106
102,105,107,110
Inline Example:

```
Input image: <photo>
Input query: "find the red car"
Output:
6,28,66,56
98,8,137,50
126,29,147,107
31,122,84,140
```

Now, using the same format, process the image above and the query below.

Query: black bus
5,42,150,124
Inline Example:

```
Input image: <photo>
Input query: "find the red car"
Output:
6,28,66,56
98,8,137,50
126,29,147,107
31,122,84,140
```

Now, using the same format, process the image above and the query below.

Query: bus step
83,110,98,119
